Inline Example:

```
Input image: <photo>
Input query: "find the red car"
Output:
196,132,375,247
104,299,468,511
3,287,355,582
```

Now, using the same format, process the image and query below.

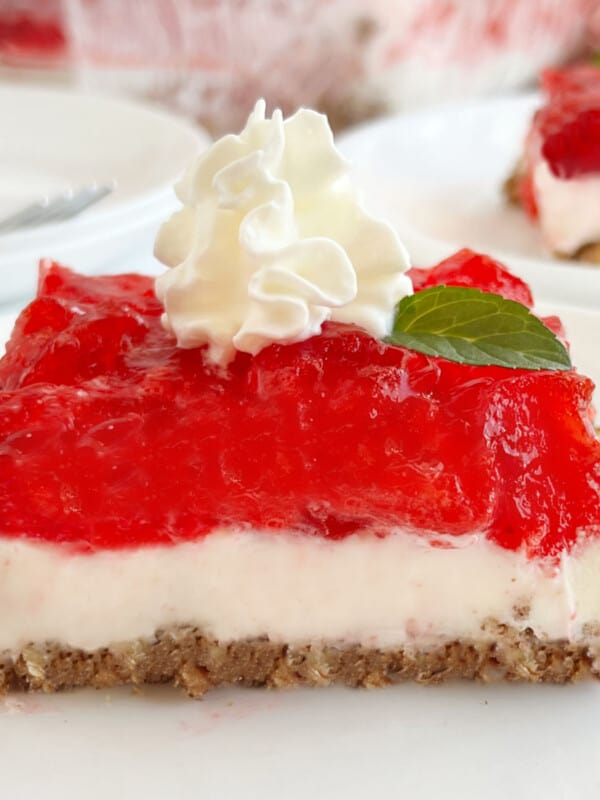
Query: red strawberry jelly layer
0,258,598,558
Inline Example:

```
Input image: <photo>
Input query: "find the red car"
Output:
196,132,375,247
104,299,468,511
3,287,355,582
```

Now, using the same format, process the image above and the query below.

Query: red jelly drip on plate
0,256,598,557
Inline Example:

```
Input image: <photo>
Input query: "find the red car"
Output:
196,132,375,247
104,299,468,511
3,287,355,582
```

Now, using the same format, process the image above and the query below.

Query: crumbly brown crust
1,623,598,698
504,162,600,264
503,162,524,207
570,242,600,264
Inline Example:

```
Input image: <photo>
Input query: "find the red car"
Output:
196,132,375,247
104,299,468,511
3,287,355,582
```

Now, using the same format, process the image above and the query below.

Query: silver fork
0,183,114,234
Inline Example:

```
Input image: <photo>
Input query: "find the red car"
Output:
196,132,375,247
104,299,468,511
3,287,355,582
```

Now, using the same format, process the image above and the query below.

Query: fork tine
0,194,75,234
0,184,113,234
0,199,57,234
45,185,113,224
34,190,94,226
13,195,75,230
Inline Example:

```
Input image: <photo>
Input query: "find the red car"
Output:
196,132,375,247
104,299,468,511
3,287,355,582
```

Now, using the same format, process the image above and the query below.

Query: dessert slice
1,249,599,696
1,103,599,698
506,63,600,263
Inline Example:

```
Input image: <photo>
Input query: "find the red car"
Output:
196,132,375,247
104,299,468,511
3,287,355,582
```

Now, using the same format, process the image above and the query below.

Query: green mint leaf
387,286,572,371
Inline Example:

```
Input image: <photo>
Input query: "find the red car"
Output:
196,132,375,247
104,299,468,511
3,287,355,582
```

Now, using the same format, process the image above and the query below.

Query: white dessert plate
0,86,210,303
337,93,600,311
2,683,600,800
1,294,600,799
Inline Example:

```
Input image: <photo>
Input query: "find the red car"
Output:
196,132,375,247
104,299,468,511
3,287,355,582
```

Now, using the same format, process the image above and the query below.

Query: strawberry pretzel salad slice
1,102,599,697
506,62,600,263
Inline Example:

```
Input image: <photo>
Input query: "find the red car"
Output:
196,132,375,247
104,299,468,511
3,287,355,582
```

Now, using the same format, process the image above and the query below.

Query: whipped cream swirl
155,99,412,365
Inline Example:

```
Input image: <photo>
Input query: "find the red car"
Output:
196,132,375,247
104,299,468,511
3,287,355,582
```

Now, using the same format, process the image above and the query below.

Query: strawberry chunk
408,248,534,307
527,63,600,180
541,64,600,101
541,107,600,179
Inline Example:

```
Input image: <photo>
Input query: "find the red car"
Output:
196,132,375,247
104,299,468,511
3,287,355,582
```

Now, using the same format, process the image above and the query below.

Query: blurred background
1,0,599,135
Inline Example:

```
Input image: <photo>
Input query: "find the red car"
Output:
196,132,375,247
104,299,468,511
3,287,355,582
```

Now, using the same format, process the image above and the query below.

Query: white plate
1,290,600,799
0,86,209,303
338,94,600,311
2,683,600,800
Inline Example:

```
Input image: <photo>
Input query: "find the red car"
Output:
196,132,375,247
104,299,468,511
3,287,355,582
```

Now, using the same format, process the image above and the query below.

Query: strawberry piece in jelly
531,64,600,180
408,249,534,307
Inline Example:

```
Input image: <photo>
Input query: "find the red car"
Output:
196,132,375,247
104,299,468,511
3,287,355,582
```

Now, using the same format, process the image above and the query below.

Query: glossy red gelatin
408,248,534,307
0,257,598,558
409,250,567,343
541,64,600,104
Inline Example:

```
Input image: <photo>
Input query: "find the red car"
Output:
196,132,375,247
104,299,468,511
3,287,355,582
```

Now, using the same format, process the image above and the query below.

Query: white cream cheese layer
534,161,600,255
1,530,600,654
